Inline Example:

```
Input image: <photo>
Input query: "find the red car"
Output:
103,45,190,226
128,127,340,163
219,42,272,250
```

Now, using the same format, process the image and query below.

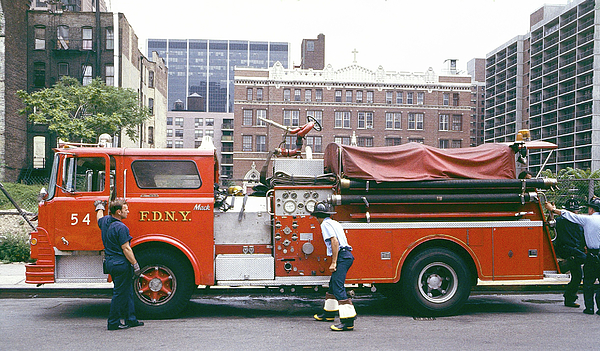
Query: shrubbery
0,232,32,263
0,182,40,262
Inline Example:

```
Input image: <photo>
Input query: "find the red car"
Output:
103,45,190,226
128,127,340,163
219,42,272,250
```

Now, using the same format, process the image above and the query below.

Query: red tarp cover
324,143,516,181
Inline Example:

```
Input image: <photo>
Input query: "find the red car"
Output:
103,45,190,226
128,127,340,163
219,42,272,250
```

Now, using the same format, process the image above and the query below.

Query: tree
17,77,149,143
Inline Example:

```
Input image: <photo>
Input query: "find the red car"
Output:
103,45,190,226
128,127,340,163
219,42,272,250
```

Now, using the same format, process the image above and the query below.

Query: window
307,110,323,127
33,62,46,88
167,117,173,126
256,88,263,101
58,63,69,77
148,71,154,88
417,92,424,105
358,112,373,129
357,137,373,147
284,136,295,150
385,137,402,146
106,28,114,50
453,93,460,106
366,91,374,103
82,27,93,50
386,91,393,104
439,139,449,149
452,140,462,148
105,64,114,86
61,157,107,193
439,114,449,131
32,136,46,169
175,129,184,138
443,93,449,106
175,140,183,148
148,126,154,145
407,92,414,104
256,110,267,126
335,90,342,102
408,138,424,143
247,88,253,101
194,118,203,127
242,135,253,151
386,112,401,129
346,90,352,102
283,110,300,126
396,92,403,104
307,41,315,51
34,26,45,50
283,89,291,101
195,130,203,139
175,117,184,126
205,130,214,137
148,98,154,115
256,135,266,152
334,136,351,145
57,25,69,49
408,113,423,130
132,160,201,189
294,89,301,101
305,89,312,102
205,118,214,127
306,136,322,153
82,65,92,86
356,91,363,103
195,141,202,148
315,89,323,102
335,111,351,128
166,140,173,148
243,110,253,125
452,115,463,131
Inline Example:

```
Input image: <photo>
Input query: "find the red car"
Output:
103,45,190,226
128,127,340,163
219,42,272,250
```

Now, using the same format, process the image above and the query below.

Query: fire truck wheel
134,249,195,319
400,248,471,316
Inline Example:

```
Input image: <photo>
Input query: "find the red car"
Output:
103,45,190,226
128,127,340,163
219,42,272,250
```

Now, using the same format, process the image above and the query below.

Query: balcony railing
51,39,95,52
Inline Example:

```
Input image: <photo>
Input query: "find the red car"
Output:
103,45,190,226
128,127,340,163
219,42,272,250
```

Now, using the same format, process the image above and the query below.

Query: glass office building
148,39,290,112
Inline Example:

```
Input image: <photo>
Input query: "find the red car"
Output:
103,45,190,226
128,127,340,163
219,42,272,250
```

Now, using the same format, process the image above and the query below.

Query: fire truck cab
26,140,559,318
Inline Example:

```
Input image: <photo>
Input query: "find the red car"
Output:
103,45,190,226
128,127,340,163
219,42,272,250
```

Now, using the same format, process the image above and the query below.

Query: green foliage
17,76,149,143
0,232,32,263
0,182,43,213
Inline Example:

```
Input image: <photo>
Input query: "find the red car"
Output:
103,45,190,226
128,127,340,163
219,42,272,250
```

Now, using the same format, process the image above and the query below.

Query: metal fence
543,179,600,209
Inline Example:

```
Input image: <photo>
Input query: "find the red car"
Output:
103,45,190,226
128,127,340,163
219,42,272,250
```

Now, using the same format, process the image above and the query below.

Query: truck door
53,153,113,251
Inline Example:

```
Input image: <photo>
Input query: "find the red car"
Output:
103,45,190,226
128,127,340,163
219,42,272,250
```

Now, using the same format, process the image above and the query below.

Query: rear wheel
133,248,195,319
400,248,471,316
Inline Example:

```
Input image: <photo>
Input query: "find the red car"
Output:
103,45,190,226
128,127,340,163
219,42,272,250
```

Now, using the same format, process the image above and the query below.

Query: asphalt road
1,292,596,351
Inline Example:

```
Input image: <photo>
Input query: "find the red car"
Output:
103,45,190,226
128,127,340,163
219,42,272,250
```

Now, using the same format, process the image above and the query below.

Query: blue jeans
328,250,354,300
106,258,137,326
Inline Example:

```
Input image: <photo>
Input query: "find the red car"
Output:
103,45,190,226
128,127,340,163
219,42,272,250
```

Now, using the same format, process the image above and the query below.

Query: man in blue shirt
311,202,356,331
95,199,144,330
546,197,600,315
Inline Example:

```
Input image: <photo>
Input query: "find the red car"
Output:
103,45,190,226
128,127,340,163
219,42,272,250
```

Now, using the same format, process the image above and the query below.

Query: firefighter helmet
228,186,244,196
588,197,600,212
311,202,336,218
563,199,580,212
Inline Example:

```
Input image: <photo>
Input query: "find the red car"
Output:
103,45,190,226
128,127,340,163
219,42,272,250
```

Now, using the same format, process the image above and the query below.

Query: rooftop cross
352,48,358,64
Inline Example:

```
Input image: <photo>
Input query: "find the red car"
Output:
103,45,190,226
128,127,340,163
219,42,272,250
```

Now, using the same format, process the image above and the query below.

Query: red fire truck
25,133,560,318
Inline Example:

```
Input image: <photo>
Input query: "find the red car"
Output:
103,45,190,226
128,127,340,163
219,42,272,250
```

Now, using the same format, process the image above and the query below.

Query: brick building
233,62,472,180
300,33,325,70
26,9,168,177
0,0,30,182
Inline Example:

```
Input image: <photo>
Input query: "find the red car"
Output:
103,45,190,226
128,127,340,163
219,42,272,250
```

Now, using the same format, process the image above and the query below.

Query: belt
340,246,352,252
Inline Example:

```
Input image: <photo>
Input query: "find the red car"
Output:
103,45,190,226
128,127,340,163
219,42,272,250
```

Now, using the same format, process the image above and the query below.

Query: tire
400,248,471,316
133,248,195,319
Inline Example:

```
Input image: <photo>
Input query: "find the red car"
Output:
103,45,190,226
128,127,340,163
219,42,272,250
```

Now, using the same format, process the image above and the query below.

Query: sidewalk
0,262,570,292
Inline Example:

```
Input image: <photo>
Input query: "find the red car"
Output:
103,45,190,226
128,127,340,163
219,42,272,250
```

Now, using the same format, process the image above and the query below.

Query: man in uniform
553,199,586,307
95,199,145,330
546,197,600,315
311,202,357,331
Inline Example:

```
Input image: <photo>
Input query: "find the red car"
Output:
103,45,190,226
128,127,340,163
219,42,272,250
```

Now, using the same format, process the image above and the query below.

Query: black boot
314,293,338,321
330,299,356,331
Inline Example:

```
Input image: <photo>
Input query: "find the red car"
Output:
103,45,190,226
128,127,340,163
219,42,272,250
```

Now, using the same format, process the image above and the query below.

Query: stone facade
233,63,472,181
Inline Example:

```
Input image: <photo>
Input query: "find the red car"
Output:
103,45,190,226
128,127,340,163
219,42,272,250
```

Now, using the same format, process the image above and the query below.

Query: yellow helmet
228,186,244,196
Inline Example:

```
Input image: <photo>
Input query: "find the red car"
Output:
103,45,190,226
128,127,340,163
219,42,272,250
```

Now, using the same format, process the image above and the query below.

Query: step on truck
26,135,560,317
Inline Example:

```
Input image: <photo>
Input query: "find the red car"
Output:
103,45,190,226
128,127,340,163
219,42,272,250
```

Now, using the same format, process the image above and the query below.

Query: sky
108,0,564,74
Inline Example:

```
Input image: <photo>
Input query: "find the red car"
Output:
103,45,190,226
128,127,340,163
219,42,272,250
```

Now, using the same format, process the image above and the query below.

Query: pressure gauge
312,192,319,199
291,192,298,199
283,200,296,214
304,192,311,199
305,200,316,213
282,192,289,199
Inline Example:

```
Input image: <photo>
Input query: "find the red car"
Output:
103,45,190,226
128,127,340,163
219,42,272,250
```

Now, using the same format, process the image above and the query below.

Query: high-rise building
233,62,472,181
300,34,325,70
147,39,290,113
484,0,597,173
467,58,486,146
30,0,107,12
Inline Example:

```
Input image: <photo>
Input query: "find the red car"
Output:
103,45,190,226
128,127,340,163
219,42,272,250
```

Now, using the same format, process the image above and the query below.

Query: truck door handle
61,237,69,245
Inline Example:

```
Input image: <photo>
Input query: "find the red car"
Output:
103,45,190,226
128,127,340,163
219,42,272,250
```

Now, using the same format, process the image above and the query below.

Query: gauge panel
273,187,334,216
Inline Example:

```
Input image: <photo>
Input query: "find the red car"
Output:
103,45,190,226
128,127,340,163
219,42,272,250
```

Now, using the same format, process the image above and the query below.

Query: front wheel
133,248,195,319
400,248,471,316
